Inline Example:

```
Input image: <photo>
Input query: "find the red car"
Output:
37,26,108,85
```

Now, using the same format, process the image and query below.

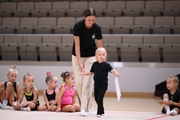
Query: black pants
94,89,106,115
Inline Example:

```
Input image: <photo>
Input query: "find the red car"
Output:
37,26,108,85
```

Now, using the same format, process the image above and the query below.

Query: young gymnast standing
81,47,120,117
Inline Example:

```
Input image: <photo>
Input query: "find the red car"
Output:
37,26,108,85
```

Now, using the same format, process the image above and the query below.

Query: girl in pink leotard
56,71,80,112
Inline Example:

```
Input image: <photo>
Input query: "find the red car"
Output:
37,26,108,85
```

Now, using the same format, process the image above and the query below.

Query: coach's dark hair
83,8,96,18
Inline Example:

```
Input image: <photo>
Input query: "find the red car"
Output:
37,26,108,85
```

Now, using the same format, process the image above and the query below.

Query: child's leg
1,82,15,108
0,82,4,102
51,105,58,112
12,101,21,110
28,102,39,111
96,89,106,116
61,105,76,112
37,105,47,111
163,94,170,114
170,108,179,116
73,104,80,112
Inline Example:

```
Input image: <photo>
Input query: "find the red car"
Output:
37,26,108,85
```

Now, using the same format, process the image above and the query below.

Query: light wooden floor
1,96,180,120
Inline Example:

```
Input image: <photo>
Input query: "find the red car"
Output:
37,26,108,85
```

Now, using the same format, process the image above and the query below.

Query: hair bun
46,72,52,77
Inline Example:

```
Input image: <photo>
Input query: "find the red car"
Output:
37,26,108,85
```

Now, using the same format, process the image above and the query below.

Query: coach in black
72,8,103,117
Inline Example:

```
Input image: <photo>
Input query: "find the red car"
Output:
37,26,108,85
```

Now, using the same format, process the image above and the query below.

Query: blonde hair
23,72,34,82
95,47,107,61
167,76,179,90
7,64,18,75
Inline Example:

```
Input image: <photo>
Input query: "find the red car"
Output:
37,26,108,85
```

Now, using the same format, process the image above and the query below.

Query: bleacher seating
0,0,180,62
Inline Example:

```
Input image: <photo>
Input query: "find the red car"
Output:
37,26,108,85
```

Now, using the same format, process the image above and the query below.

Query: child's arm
16,83,21,102
43,90,49,109
111,69,120,77
19,89,24,103
31,87,39,103
169,100,180,107
16,89,24,107
81,72,94,76
56,87,65,112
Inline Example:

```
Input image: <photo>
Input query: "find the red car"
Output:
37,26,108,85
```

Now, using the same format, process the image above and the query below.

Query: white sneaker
1,100,7,109
80,110,88,117
20,107,31,111
87,108,93,115
97,114,102,118
170,110,177,116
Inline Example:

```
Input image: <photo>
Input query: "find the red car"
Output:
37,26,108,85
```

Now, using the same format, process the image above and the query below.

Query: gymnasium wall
0,61,179,97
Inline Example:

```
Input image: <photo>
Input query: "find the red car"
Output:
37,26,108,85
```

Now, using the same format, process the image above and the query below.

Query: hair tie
46,72,52,77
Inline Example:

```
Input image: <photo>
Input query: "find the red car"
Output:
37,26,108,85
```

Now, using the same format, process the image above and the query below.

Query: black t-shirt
161,90,180,111
90,61,113,90
72,19,102,57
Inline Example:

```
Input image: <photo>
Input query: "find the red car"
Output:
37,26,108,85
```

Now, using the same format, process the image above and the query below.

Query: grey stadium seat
59,36,73,61
104,1,125,17
89,1,106,17
61,36,73,44
172,17,180,34
104,44,119,61
0,17,20,34
52,1,70,10
70,1,88,9
0,2,17,10
96,17,114,34
164,36,180,44
17,17,38,34
30,2,52,17
1,36,23,61
120,44,139,62
49,1,69,17
21,36,41,61
142,1,162,17
143,36,164,47
152,17,174,34
0,36,3,44
107,1,125,9
65,1,87,17
122,9,141,17
1,43,19,60
42,36,61,44
123,1,144,17
122,36,143,45
36,17,56,34
163,44,180,63
66,9,84,17
54,17,75,34
13,2,34,17
39,43,58,61
132,17,154,34
59,44,73,61
141,44,161,62
142,9,161,17
19,43,38,61
164,1,180,9
111,17,134,34
0,2,17,18
103,36,122,48
145,1,164,9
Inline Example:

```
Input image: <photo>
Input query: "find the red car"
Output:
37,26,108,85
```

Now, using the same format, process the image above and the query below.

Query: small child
159,76,180,116
37,72,59,111
81,47,120,117
0,64,20,109
13,72,39,111
56,71,80,112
